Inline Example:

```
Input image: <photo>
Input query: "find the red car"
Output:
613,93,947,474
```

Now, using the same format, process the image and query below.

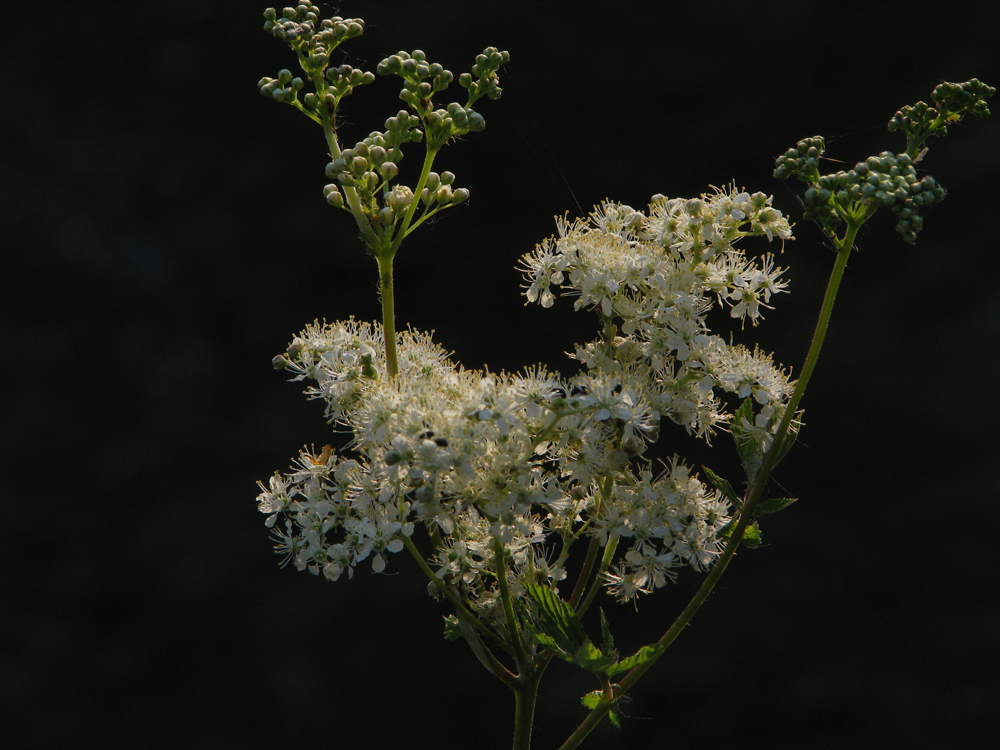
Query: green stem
390,145,440,257
513,671,541,750
567,537,600,609
493,535,527,667
557,221,862,750
314,76,380,251
576,537,618,618
400,536,505,652
377,253,399,377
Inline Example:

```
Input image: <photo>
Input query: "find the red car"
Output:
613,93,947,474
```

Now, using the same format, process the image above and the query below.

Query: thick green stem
557,221,862,750
377,254,399,377
513,671,541,750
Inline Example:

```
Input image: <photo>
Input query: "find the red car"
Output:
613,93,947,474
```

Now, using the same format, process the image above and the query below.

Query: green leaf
574,641,616,674
607,643,664,677
731,399,765,482
600,609,615,656
580,690,620,727
754,497,798,517
581,691,602,710
702,466,742,510
524,583,618,672
742,522,763,549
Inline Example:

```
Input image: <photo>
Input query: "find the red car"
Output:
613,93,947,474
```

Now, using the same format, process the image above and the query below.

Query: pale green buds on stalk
888,78,995,154
774,80,992,244
260,4,506,250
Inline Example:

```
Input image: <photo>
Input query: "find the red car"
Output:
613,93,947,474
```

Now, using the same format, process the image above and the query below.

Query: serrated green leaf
716,519,736,539
582,690,621,726
581,690,603,710
702,466,742,510
525,583,589,650
742,521,763,549
754,497,798,517
574,641,615,673
524,583,600,666
731,399,765,482
534,632,562,653
606,643,664,677
600,609,616,656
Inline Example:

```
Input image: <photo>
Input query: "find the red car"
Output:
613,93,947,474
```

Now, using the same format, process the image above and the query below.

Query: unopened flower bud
323,183,344,207
388,185,414,211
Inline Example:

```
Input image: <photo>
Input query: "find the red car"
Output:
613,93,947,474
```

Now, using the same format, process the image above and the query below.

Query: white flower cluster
521,186,794,442
259,187,795,611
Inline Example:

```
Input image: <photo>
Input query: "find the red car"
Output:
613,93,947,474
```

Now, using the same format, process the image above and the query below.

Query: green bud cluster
888,78,995,153
258,67,305,104
263,4,363,51
774,80,992,245
772,136,826,185
459,48,510,104
376,47,505,151
259,4,374,119
259,3,507,256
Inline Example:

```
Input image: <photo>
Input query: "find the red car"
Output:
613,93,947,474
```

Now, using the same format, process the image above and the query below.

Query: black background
4,1,999,748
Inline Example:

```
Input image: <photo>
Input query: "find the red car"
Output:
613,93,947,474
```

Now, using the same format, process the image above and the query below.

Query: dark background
4,1,999,748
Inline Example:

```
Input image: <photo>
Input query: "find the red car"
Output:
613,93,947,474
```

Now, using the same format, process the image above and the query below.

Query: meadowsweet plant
254,5,993,748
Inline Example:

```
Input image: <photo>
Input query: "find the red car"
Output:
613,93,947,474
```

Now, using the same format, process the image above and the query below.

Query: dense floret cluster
259,190,796,614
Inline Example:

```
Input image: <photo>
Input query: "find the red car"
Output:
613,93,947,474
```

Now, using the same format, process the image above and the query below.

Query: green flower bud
323,184,344,207
452,187,470,204
440,171,455,185
467,111,486,131
378,206,394,225
425,172,441,191
379,162,399,179
278,68,293,85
